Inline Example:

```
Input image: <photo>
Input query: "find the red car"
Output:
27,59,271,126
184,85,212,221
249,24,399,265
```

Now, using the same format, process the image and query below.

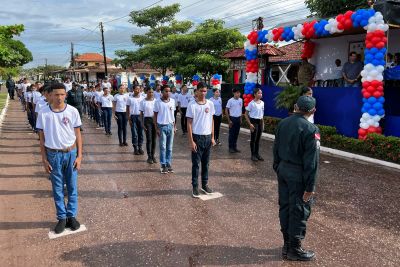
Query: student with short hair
140,88,157,164
226,88,243,153
178,85,191,135
100,88,114,135
154,85,176,174
244,87,265,161
36,82,83,234
127,85,145,155
187,82,215,198
94,84,104,128
209,88,223,146
113,85,129,146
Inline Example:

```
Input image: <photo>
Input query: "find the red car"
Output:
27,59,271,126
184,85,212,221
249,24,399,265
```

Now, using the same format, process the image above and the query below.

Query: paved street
1,100,400,267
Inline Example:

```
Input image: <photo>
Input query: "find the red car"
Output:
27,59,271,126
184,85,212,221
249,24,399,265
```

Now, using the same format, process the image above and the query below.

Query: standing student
36,82,83,234
94,84,104,128
154,85,176,174
209,89,222,146
100,88,114,135
127,85,145,155
140,88,157,164
170,86,179,122
244,87,265,161
25,85,34,130
226,88,243,153
187,82,215,198
178,85,190,135
113,85,129,146
154,84,162,100
63,78,72,92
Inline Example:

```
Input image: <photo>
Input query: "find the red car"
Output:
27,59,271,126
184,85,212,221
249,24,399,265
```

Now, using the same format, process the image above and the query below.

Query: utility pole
99,22,108,78
252,17,264,85
44,58,47,82
71,42,76,81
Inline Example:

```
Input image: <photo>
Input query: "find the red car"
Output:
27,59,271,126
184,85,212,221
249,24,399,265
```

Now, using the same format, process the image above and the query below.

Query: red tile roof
223,44,284,58
74,53,112,63
269,42,303,62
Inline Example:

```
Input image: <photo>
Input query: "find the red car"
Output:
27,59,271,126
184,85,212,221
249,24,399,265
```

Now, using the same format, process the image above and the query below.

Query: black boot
282,233,289,259
138,146,144,155
287,238,315,261
54,219,66,234
251,154,258,161
133,146,140,155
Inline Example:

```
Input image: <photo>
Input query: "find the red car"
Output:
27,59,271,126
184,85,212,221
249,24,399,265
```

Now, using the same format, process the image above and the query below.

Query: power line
103,0,164,24
180,0,207,10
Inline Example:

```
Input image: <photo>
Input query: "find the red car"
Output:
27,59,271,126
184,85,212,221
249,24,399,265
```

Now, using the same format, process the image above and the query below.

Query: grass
0,92,8,111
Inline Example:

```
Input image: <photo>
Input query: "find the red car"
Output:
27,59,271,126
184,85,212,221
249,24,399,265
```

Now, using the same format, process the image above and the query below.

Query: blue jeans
116,112,127,144
130,115,143,147
102,107,112,133
46,148,78,220
191,134,212,188
228,116,241,150
344,81,360,87
158,123,174,167
96,107,103,127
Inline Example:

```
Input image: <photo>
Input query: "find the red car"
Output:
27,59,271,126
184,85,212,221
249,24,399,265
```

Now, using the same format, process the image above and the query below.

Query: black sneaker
166,165,174,173
160,165,168,174
54,219,66,234
192,187,200,198
119,143,124,147
147,158,153,164
201,185,213,195
152,157,157,163
123,142,128,146
234,148,241,153
108,132,112,135
229,148,236,153
251,155,258,161
66,217,80,231
256,155,264,161
138,147,145,155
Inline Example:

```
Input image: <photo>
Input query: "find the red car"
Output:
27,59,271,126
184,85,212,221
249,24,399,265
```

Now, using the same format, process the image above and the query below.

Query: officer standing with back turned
67,82,85,131
273,95,320,261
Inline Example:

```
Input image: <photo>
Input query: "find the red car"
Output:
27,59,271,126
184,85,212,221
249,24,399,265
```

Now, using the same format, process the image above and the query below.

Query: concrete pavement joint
221,123,400,171
48,225,87,239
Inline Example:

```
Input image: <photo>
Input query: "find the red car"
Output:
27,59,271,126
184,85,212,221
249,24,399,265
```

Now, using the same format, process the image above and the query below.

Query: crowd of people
3,76,321,261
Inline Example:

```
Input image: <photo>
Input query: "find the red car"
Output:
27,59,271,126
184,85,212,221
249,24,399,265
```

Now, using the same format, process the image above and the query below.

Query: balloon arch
244,8,389,139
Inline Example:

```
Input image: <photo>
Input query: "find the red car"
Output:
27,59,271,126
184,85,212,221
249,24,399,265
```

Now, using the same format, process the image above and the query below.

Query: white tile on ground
198,192,223,201
48,224,87,239
323,161,331,163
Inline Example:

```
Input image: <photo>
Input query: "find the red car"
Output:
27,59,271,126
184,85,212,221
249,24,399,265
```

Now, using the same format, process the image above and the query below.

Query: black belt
46,144,76,153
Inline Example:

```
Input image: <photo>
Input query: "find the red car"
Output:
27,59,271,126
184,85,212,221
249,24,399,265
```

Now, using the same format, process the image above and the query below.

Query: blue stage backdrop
261,86,364,138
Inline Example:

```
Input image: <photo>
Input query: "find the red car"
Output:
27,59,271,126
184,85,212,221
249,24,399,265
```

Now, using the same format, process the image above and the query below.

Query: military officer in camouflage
67,83,85,131
273,95,320,261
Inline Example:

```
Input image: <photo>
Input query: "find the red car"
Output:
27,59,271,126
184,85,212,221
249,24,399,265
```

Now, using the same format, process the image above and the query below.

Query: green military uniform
273,96,320,261
67,87,85,118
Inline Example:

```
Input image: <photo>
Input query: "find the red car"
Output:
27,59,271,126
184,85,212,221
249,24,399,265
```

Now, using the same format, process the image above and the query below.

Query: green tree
0,24,33,68
305,0,369,17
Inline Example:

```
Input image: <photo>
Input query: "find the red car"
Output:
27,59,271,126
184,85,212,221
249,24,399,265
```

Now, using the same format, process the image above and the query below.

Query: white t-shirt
36,104,82,149
170,92,179,107
35,98,48,113
100,94,114,108
209,97,222,116
32,91,42,104
333,66,343,79
139,99,156,118
21,83,31,93
64,82,72,92
245,100,264,119
186,100,215,135
154,91,161,100
127,95,144,115
102,82,112,89
95,91,104,103
154,98,176,125
226,97,243,117
25,92,33,103
178,93,191,108
113,93,129,112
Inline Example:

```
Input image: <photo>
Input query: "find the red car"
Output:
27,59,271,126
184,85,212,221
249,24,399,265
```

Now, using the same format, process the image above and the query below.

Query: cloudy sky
4,0,309,68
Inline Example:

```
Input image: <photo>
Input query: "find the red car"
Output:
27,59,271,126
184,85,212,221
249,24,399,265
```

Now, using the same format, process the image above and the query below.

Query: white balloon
373,115,381,122
377,65,385,72
370,70,378,77
377,74,384,81
373,122,380,127
367,119,375,125
362,113,370,120
360,123,369,129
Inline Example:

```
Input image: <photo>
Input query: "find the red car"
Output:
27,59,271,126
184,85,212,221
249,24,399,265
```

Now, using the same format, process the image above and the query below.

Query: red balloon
377,86,384,91
372,91,383,98
344,19,353,29
358,128,367,136
362,81,370,87
336,14,344,21
363,92,372,98
344,10,354,18
376,42,385,49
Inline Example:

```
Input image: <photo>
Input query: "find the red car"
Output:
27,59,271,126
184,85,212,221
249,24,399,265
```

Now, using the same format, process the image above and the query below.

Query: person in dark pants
178,85,190,135
187,82,215,198
127,85,144,155
209,88,222,146
273,95,320,261
6,76,15,100
140,88,157,164
66,83,85,118
112,85,129,146
100,88,114,135
226,88,243,153
94,84,104,128
244,87,264,161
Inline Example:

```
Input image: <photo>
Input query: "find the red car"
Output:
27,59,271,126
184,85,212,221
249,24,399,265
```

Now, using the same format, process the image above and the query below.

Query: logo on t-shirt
205,107,209,113
62,117,70,125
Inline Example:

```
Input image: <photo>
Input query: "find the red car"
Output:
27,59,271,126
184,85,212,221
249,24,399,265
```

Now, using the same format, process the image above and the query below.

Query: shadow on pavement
61,240,281,266
0,221,53,230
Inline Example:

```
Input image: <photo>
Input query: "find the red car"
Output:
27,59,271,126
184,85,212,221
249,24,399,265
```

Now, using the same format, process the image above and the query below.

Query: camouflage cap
296,95,316,112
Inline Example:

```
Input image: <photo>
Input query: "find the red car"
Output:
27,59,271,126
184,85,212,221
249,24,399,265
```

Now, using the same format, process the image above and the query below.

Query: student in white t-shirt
93,85,104,128
244,87,265,162
186,82,215,198
154,84,162,100
101,78,112,90
35,86,49,116
25,85,35,130
113,85,129,146
154,85,176,174
36,82,83,235
127,85,145,155
226,88,243,153
63,78,72,93
178,85,192,135
170,86,179,122
140,88,157,164
209,88,223,146
100,88,114,135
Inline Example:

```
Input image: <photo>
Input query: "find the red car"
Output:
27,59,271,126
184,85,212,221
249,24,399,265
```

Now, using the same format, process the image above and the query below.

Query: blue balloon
371,47,379,53
368,109,377,116
377,109,385,116
373,102,383,110
372,59,380,66
362,107,367,113
362,98,368,103
367,97,377,104
378,96,385,103
375,52,384,59
360,19,368,27
364,103,372,109
365,53,373,61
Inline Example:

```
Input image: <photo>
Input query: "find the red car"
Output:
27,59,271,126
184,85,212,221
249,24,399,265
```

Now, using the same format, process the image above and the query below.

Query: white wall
311,29,400,80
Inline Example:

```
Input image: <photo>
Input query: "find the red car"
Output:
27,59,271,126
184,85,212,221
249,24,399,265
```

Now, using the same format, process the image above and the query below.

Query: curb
0,95,10,129
220,123,400,171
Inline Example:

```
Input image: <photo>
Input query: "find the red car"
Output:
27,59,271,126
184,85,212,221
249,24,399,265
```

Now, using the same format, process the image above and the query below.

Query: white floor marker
198,192,223,201
323,161,331,164
48,224,87,239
